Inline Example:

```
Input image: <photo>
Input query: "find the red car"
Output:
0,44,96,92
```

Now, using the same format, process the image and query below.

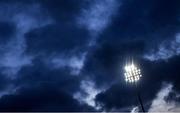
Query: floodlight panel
124,63,142,83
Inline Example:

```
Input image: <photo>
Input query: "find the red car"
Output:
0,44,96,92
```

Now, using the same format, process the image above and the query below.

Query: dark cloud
25,24,89,54
0,73,12,91
0,21,15,40
98,0,180,47
0,86,94,112
0,58,95,112
0,0,179,112
39,0,83,22
15,58,81,94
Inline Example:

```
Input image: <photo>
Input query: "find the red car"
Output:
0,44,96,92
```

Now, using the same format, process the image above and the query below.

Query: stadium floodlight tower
124,62,145,112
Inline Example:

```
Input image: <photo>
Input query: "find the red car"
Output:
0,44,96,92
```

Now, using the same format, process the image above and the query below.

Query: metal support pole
135,83,145,112
137,90,145,112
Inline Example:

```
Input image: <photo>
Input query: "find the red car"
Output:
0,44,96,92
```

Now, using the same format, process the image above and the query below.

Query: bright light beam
124,63,142,83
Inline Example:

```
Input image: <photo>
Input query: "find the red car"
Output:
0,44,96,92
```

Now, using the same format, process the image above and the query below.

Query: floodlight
124,63,142,83
123,62,145,112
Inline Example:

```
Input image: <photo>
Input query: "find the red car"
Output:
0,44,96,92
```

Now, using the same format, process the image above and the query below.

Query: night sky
0,0,180,112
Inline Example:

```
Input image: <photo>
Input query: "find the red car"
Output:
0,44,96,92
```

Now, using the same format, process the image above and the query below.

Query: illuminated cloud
144,33,180,61
148,83,180,112
77,0,120,45
130,106,139,113
47,52,87,75
73,80,102,109
0,3,52,78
